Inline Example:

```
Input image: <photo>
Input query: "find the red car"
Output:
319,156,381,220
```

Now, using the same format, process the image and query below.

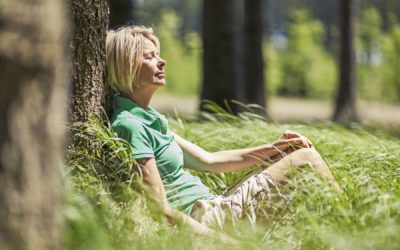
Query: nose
157,57,166,68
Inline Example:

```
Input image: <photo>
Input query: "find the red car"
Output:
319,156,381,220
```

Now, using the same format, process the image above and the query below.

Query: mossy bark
0,0,68,249
70,0,110,122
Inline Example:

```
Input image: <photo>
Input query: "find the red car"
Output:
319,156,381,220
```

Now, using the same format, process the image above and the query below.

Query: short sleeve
113,119,154,159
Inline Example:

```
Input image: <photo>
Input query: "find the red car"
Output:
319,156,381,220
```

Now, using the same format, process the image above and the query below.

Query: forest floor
67,106,400,250
151,93,400,134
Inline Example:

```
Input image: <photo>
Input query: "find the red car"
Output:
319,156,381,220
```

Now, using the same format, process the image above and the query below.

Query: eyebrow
143,50,159,55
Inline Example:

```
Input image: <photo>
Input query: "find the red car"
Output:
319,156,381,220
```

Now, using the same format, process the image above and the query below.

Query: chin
153,81,166,87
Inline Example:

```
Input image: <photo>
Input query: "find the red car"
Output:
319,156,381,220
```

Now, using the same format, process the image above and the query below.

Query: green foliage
274,9,337,98
357,8,385,101
156,9,201,96
358,8,382,54
357,7,400,102
143,7,400,105
264,41,283,97
381,24,400,102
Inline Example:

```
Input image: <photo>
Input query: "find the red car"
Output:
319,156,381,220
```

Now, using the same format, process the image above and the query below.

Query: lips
155,72,165,79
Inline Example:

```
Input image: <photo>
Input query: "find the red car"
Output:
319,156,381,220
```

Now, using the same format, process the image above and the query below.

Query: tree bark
109,0,136,29
243,0,267,116
333,0,360,124
70,0,110,122
200,0,245,114
0,0,68,249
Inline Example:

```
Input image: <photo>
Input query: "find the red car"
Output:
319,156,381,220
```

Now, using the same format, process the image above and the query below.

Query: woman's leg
191,148,340,227
265,147,341,192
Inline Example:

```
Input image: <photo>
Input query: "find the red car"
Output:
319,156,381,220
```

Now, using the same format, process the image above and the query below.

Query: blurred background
109,0,400,131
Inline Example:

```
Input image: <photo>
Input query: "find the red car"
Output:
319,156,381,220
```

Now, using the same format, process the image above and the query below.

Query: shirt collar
115,95,160,125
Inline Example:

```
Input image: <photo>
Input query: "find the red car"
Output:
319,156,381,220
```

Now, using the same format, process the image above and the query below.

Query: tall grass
64,111,400,249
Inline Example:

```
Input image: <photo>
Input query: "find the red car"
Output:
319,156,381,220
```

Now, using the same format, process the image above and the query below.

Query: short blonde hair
106,26,160,94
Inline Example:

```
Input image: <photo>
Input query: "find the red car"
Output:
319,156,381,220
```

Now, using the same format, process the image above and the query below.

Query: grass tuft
64,111,400,249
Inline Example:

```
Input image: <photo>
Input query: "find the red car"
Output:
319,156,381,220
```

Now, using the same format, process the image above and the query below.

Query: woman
106,26,340,236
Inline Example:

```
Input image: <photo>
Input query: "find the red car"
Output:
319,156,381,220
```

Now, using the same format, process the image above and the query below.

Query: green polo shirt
111,96,213,214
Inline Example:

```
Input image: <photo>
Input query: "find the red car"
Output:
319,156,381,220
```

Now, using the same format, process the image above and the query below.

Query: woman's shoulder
111,110,144,130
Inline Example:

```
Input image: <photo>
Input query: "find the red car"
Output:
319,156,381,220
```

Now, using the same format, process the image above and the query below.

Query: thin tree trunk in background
333,0,359,124
109,0,136,29
244,0,267,116
177,0,189,42
310,0,338,52
201,0,245,114
0,0,68,249
70,0,110,122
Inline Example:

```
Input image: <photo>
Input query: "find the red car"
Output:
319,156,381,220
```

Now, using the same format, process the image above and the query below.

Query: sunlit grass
64,111,400,249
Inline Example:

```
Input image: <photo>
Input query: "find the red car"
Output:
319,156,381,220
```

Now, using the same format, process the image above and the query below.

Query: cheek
139,64,154,80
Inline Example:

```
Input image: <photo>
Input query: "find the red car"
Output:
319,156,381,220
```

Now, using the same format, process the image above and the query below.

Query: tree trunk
333,0,359,124
70,0,110,122
200,0,245,114
243,0,267,116
310,0,338,52
0,0,68,249
109,0,136,29
177,0,189,42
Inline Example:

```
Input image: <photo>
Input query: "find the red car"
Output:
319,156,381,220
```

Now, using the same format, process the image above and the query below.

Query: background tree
333,0,360,124
70,0,110,122
363,0,400,31
109,0,136,29
243,0,267,116
308,0,338,52
0,0,68,249
200,0,245,114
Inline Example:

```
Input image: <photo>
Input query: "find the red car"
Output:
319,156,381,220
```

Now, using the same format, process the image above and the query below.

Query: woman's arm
172,131,311,174
136,157,222,236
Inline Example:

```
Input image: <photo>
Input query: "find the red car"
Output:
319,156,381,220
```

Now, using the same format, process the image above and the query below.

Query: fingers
270,135,314,163
268,139,304,163
298,137,312,148
281,131,313,148
275,138,307,148
288,138,310,149
282,130,300,139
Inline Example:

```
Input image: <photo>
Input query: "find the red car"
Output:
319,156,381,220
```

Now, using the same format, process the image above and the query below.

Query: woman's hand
266,135,313,162
271,137,309,153
280,130,313,148
173,131,313,173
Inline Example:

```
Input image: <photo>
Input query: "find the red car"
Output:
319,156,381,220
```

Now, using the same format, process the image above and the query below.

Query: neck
121,86,157,110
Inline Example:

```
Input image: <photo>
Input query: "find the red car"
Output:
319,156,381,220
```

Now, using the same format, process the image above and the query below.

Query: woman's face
137,38,166,88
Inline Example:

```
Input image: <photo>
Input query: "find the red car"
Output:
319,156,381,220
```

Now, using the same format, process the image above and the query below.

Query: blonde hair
106,26,160,94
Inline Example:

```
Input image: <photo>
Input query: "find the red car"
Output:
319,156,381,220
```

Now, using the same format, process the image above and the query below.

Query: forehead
143,38,158,52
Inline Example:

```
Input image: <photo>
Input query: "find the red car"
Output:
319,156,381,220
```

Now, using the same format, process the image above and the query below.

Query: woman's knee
290,148,321,167
298,147,319,158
